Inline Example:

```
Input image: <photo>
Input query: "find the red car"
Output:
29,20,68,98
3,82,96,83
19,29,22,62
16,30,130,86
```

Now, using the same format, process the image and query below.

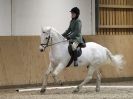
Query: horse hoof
58,80,63,86
72,88,79,93
60,82,63,86
72,90,79,93
40,88,46,93
96,88,100,92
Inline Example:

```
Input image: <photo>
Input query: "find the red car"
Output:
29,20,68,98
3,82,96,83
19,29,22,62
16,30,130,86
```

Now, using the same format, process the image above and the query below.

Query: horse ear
49,27,53,37
41,27,44,33
48,27,52,33
50,27,52,32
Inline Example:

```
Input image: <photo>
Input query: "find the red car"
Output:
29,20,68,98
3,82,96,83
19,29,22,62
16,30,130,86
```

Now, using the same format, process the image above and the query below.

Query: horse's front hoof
72,89,79,93
40,88,46,93
72,88,80,93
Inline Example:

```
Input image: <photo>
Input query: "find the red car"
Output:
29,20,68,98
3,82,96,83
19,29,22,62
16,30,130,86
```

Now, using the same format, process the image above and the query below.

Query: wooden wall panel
0,37,48,86
98,0,133,35
0,36,133,86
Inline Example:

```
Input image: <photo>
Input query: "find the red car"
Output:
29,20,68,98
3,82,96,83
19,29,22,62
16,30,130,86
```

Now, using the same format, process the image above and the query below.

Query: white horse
39,26,124,93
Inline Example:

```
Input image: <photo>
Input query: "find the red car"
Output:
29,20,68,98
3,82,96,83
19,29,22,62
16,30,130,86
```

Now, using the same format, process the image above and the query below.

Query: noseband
40,35,51,49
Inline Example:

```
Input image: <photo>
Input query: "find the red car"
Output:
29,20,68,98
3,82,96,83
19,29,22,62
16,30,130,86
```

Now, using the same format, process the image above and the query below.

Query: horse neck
50,32,68,51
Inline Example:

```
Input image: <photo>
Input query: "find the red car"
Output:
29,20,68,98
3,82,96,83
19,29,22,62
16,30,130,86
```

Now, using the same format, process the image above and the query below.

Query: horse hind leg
95,70,101,92
73,66,95,93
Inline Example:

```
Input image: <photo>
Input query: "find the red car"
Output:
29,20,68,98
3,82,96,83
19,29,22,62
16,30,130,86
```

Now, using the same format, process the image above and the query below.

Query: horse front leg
52,74,63,86
40,62,54,93
52,63,65,86
73,66,95,93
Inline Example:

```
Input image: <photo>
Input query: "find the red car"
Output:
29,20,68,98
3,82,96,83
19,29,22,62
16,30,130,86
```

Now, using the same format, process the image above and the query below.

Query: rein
40,35,67,48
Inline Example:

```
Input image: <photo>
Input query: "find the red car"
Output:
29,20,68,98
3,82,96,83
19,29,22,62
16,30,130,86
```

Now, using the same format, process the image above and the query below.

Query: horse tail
106,48,125,70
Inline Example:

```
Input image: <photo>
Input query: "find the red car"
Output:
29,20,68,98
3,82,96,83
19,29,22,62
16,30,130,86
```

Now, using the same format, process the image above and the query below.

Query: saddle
66,37,86,67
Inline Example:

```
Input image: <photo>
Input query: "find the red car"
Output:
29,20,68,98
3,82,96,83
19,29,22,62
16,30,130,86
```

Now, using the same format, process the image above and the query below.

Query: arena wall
0,35,133,87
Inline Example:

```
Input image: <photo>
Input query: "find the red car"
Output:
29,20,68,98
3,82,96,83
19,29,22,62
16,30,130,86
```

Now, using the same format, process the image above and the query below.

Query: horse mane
41,26,66,41
50,27,66,41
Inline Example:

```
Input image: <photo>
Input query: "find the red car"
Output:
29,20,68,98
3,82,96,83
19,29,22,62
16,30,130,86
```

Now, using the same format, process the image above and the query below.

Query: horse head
39,26,66,52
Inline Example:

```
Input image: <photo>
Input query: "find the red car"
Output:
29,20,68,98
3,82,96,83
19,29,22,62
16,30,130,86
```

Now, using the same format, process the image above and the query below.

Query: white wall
0,0,95,36
0,0,11,36
12,0,95,35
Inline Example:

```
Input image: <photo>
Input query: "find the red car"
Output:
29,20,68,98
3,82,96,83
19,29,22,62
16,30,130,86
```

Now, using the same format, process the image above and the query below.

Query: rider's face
71,12,76,19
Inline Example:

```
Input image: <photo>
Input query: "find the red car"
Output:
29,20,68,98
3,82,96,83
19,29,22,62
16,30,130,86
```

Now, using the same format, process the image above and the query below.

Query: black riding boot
73,49,78,66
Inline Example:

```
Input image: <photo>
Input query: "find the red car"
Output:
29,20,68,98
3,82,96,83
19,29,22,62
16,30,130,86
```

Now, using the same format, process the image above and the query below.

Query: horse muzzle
40,49,44,52
39,45,46,52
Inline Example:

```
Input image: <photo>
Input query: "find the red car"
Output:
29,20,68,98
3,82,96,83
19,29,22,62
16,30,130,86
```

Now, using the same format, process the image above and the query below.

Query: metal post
95,0,99,33
11,0,12,36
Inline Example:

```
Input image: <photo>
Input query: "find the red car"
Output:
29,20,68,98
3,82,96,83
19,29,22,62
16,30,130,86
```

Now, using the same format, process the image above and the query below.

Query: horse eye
46,37,48,39
43,32,45,33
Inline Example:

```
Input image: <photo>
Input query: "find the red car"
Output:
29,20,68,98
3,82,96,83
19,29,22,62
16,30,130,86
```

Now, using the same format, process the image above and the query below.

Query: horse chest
50,51,63,61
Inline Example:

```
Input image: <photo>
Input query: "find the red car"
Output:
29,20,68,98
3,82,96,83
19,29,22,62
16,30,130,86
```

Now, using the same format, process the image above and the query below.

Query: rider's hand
62,34,65,37
66,36,70,40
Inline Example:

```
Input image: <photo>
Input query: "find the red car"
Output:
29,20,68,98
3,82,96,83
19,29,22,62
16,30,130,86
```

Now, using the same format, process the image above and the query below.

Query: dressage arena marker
16,85,133,92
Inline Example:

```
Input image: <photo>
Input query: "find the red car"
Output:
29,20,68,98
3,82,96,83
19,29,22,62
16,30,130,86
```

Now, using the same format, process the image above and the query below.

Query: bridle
40,34,51,49
40,32,67,49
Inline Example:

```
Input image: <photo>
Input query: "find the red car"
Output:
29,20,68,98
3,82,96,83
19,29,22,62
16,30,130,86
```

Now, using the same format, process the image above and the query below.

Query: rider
62,7,83,66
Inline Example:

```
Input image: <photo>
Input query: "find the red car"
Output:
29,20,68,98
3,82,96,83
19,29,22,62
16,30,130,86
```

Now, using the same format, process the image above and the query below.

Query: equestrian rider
62,7,83,66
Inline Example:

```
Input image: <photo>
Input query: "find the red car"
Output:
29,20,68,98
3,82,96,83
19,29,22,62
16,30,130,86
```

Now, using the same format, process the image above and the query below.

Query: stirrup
74,60,78,66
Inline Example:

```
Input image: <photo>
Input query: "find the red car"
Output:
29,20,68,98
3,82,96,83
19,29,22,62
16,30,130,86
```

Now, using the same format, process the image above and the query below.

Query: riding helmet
70,7,80,15
70,7,80,19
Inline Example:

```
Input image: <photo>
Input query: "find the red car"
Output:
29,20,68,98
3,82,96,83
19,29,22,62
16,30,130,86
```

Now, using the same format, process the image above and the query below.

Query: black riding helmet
70,7,80,19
